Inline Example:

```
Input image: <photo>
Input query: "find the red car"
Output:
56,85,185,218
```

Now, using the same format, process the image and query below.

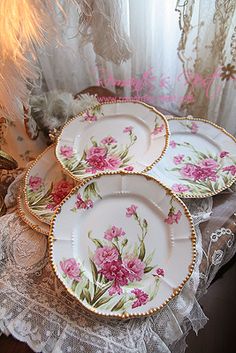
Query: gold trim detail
162,116,236,199
55,100,170,181
49,171,196,319
17,183,49,236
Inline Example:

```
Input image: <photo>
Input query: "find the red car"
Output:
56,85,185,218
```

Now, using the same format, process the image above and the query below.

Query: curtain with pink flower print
35,0,236,134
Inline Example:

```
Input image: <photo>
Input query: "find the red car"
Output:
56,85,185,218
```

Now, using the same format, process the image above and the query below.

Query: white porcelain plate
17,186,50,236
24,145,75,224
55,101,169,180
149,118,236,198
50,173,195,319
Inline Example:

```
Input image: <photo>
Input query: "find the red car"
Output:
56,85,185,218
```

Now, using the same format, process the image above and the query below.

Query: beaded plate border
49,171,196,319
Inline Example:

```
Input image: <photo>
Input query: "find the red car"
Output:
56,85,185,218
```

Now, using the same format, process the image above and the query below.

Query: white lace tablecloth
0,107,236,353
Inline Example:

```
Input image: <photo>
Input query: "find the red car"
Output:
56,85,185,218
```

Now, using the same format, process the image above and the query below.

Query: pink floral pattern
91,211,147,296
71,182,100,212
59,127,137,176
170,140,177,148
171,184,190,193
191,122,198,134
82,106,102,122
173,154,185,165
47,180,74,210
219,151,229,158
182,121,199,134
124,166,134,171
199,158,218,169
151,124,164,135
27,175,74,222
60,258,81,281
164,199,182,225
101,136,117,145
104,226,126,241
123,126,133,133
60,146,73,159
167,138,236,195
83,111,97,121
126,204,138,217
94,247,119,266
100,260,129,295
154,268,165,277
223,165,236,176
64,204,166,311
131,288,149,309
75,194,93,210
29,176,42,192
124,258,145,282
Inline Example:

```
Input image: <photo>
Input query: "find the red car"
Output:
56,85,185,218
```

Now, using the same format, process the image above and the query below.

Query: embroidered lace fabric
0,187,235,353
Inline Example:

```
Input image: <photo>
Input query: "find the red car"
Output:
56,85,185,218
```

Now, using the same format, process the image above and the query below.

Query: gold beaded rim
54,99,170,182
49,171,196,319
161,116,236,199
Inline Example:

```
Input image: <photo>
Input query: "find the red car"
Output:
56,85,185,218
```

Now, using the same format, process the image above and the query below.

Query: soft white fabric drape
36,0,236,134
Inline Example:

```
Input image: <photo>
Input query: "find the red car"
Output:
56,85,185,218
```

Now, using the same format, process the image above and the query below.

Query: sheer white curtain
35,0,236,134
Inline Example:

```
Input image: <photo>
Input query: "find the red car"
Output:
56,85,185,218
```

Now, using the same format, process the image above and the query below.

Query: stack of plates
18,100,236,318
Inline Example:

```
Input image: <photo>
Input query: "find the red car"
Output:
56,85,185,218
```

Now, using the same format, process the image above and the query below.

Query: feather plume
0,0,61,120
